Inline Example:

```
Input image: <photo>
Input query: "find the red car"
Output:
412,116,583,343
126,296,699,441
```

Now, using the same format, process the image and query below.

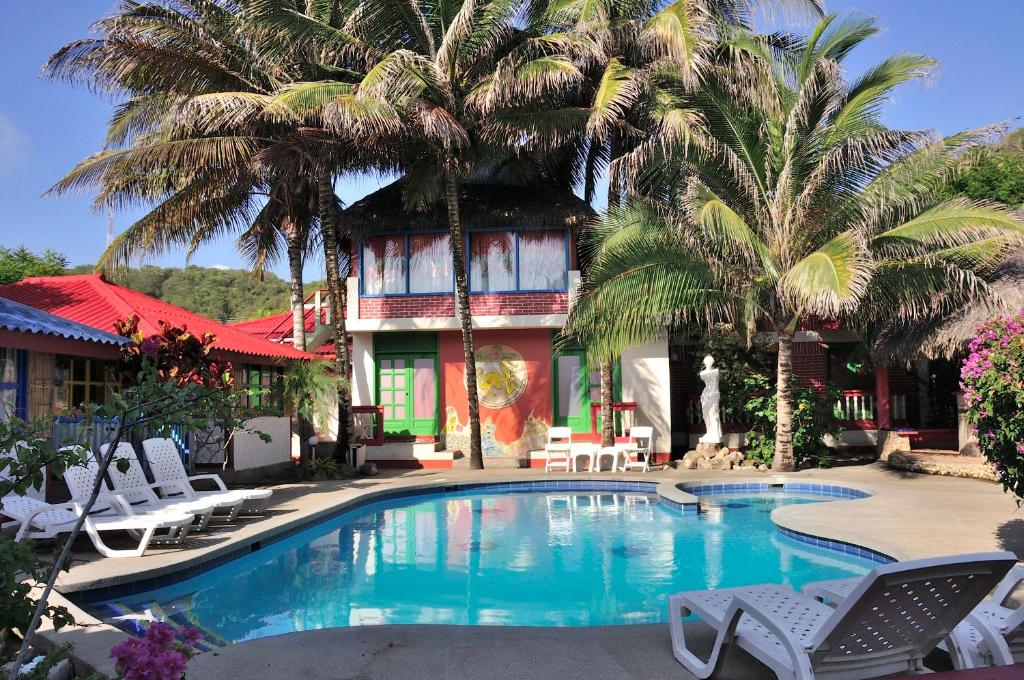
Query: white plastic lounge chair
803,563,1024,669
1,493,194,558
544,427,573,473
619,426,654,473
141,438,272,515
668,551,1017,680
65,446,216,531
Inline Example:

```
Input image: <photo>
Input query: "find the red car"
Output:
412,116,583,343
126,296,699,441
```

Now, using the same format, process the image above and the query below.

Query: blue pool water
85,487,873,643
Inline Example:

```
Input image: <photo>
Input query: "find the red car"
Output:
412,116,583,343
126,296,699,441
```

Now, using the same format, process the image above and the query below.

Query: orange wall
439,329,552,456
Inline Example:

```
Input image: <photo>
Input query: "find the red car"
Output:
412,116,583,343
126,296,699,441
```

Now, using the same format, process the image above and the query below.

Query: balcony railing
683,390,909,430
352,405,384,446
588,402,637,443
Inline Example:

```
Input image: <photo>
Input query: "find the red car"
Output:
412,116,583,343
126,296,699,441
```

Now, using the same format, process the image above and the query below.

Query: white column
620,339,672,456
351,332,374,406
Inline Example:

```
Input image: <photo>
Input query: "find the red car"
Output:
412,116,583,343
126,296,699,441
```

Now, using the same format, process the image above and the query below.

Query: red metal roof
0,274,312,363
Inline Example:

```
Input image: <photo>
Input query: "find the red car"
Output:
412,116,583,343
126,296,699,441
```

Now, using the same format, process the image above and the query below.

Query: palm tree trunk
599,152,622,449
285,219,307,352
772,330,795,472
444,172,483,469
317,172,354,463
600,358,614,447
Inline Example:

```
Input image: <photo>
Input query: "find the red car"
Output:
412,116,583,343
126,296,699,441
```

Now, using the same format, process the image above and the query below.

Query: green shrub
742,374,842,468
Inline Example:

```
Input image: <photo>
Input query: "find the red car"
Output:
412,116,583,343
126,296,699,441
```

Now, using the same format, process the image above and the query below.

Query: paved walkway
42,463,1024,678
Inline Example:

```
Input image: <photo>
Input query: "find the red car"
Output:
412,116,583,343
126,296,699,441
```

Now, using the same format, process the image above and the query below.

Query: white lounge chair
141,438,272,515
65,446,216,531
668,551,1017,680
803,563,1024,669
1,493,194,558
619,426,654,472
543,427,573,473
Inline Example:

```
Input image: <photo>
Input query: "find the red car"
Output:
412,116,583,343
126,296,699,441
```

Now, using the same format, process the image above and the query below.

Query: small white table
571,445,599,472
592,446,623,472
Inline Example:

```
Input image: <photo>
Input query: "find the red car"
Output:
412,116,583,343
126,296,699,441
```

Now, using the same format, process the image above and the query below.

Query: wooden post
875,364,891,430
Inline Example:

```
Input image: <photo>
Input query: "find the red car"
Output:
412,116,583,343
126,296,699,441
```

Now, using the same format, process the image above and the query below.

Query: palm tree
44,0,359,353
565,14,1024,470
483,0,822,446
280,0,552,468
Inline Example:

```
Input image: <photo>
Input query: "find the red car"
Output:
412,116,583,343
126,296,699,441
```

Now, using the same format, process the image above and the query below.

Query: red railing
352,405,384,446
588,402,637,443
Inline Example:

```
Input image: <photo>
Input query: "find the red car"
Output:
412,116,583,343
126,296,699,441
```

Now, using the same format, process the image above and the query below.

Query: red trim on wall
0,330,121,359
359,292,568,319
367,458,453,469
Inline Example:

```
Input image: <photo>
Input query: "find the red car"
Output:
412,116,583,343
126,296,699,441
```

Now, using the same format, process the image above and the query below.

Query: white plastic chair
669,551,1017,680
1,492,194,558
803,563,1024,669
65,445,216,531
543,427,572,473
141,438,272,515
619,426,654,473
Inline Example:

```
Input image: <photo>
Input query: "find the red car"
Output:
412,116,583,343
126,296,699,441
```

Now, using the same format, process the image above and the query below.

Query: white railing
835,391,875,421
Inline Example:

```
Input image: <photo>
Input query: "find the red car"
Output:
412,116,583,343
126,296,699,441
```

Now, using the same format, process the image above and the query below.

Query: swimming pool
84,484,876,644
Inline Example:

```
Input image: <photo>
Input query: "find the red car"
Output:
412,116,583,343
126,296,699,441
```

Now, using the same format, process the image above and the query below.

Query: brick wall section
792,341,827,390
358,292,568,319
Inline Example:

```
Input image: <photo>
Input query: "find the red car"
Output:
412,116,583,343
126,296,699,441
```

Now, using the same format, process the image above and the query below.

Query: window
362,236,406,295
242,365,284,412
0,349,25,422
408,234,452,293
57,357,113,408
361,233,452,295
469,229,568,292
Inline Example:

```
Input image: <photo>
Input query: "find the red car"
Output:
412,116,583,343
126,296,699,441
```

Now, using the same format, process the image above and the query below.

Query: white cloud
210,264,231,270
0,115,27,176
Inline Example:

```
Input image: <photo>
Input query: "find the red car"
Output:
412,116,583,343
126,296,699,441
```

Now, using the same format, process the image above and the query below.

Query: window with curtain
408,233,452,293
0,349,22,422
470,231,516,292
519,230,567,290
362,236,406,295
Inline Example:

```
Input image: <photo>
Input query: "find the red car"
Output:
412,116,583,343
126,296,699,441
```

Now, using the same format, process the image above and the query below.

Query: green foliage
742,376,843,468
692,325,774,424
943,130,1024,208
0,246,67,285
0,536,75,650
310,455,340,479
280,360,340,433
960,311,1024,500
67,265,292,323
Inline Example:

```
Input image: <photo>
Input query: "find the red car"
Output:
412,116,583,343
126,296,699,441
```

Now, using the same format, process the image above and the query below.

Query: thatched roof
340,179,594,233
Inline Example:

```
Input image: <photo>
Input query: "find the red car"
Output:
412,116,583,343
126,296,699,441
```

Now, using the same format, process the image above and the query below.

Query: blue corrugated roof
0,295,128,346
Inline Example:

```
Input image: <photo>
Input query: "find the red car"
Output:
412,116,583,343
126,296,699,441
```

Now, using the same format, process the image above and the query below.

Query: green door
377,353,438,436
553,348,622,435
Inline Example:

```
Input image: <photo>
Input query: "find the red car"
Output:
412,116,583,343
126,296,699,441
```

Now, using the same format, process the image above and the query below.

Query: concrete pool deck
38,463,1024,678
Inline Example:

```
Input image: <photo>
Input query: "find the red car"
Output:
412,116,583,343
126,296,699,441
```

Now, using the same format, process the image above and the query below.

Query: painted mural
444,407,549,458
440,329,553,458
475,344,528,408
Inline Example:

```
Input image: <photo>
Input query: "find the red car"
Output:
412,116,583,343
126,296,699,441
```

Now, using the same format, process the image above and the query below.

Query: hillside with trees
66,264,291,322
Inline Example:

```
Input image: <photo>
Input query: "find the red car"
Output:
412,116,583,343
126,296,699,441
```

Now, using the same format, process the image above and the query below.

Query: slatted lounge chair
544,427,573,473
1,492,194,558
141,438,272,515
65,446,216,531
668,551,1017,680
802,563,1024,669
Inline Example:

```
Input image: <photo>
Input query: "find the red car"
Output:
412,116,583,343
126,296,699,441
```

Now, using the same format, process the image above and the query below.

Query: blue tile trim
777,526,894,564
681,481,869,501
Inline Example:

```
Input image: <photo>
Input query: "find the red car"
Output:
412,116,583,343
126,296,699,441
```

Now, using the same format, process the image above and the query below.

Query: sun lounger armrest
151,479,193,497
14,500,83,541
990,564,1024,606
186,474,228,492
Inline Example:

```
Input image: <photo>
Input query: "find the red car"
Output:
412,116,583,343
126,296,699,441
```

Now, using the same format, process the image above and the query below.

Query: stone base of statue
695,441,721,457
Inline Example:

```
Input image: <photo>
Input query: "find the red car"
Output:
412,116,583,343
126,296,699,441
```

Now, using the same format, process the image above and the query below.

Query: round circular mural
475,344,528,408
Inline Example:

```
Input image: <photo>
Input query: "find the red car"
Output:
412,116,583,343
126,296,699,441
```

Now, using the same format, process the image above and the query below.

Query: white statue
698,355,722,444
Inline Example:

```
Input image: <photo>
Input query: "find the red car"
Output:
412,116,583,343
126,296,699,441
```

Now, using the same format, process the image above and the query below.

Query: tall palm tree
565,14,1024,470
44,0,362,353
280,0,555,468
484,0,822,446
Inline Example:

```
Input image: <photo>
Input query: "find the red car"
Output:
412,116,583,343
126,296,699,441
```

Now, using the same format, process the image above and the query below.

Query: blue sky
1,0,1022,282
